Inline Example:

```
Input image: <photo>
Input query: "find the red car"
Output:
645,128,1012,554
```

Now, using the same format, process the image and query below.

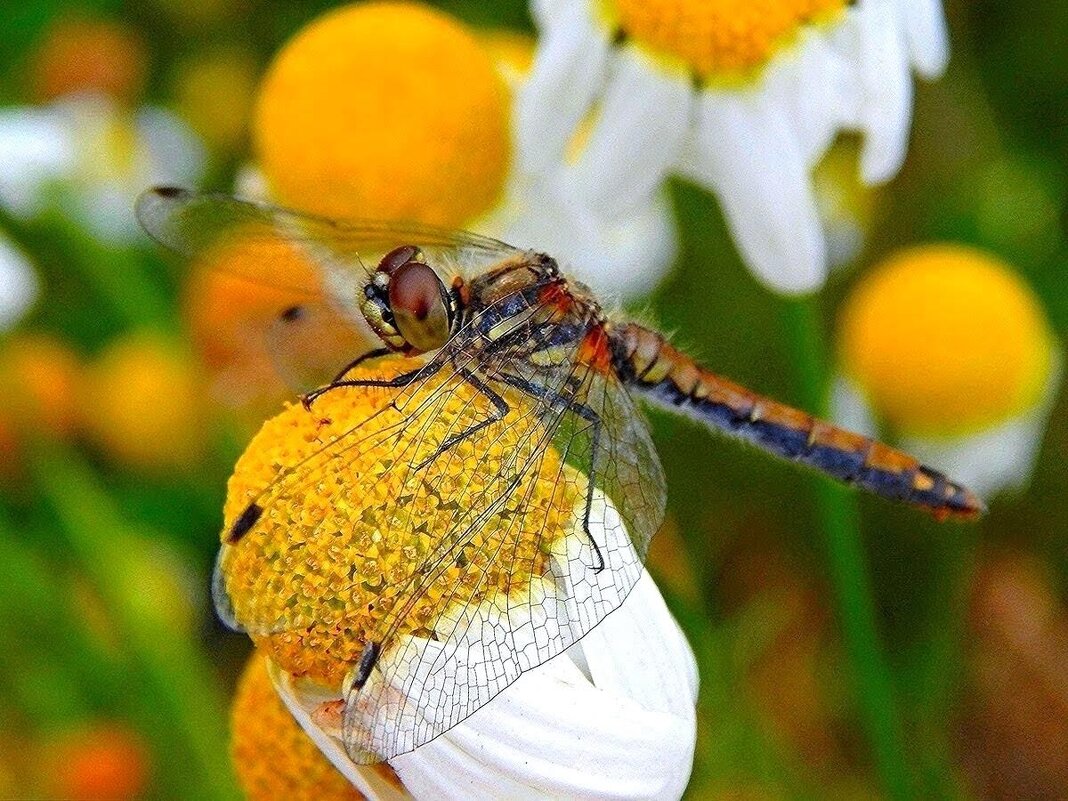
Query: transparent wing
214,285,666,762
139,186,524,396
137,186,523,296
346,327,667,762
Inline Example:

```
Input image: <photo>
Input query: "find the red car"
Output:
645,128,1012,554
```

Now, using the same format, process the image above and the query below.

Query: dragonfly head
360,245,457,354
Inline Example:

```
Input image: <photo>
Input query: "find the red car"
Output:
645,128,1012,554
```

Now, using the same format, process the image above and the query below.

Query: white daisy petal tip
0,235,40,331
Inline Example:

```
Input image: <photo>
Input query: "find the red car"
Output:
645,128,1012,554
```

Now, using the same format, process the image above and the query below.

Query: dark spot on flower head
228,503,263,544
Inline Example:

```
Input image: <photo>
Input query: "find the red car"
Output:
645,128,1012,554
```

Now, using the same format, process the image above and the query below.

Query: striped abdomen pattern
607,322,984,520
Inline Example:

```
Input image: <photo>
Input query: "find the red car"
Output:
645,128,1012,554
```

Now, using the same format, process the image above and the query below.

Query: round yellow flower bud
605,0,846,78
0,334,82,439
839,244,1056,438
79,333,208,471
254,2,510,228
219,357,581,687
231,653,367,801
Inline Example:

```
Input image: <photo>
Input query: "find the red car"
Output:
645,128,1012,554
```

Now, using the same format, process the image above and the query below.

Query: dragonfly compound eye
388,261,452,353
377,244,420,275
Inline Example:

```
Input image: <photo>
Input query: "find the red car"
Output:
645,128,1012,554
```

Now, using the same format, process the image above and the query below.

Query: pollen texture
254,2,510,227
231,652,366,801
839,244,1056,438
219,357,581,686
606,0,846,78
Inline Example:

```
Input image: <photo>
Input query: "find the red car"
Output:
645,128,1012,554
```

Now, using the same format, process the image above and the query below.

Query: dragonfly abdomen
608,322,984,520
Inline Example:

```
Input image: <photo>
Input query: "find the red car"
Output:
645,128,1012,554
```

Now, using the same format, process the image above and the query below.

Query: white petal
0,107,75,217
529,0,571,30
830,376,880,438
393,569,697,801
851,0,915,184
484,171,677,299
568,46,693,218
277,491,697,801
765,29,855,167
897,0,950,79
272,664,412,801
680,90,827,295
136,106,206,187
0,235,39,331
517,0,611,173
899,350,1063,498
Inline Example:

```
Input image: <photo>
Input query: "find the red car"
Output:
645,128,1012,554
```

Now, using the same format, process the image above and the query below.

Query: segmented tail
608,322,985,521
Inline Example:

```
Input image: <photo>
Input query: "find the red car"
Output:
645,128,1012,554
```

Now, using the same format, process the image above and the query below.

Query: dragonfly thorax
359,245,459,354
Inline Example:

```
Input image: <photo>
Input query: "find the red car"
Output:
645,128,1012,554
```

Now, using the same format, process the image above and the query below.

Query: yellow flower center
603,0,846,78
79,334,208,471
839,244,1056,438
231,653,369,801
220,357,582,686
254,2,511,228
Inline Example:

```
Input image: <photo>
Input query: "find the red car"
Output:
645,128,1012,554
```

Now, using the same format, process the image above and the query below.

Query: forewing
209,250,665,761
137,187,522,297
139,187,524,394
343,330,667,761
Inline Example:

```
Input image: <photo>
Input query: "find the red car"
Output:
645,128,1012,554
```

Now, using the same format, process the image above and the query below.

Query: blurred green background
0,1,1065,799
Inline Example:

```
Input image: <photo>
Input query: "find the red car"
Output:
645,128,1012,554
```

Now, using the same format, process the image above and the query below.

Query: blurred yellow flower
29,17,147,103
839,244,1055,438
232,652,377,801
181,230,323,410
39,724,150,801
253,1,510,228
218,356,579,686
0,333,81,439
174,49,258,152
79,333,209,471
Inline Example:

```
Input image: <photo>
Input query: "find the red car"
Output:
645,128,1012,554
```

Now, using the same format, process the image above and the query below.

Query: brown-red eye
378,244,419,275
388,262,451,352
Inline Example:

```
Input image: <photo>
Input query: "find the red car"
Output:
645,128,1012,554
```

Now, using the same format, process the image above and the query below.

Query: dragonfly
137,187,984,763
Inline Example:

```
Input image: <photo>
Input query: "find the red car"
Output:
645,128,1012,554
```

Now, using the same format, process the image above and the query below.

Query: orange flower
41,724,150,801
30,17,147,102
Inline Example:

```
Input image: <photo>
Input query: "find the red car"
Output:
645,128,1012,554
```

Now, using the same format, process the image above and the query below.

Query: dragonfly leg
494,373,606,573
301,363,432,409
412,368,509,470
329,347,392,384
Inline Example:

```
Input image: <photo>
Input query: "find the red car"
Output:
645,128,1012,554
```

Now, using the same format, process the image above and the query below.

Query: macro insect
138,187,983,763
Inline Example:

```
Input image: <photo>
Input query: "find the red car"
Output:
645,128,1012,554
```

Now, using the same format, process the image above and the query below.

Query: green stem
29,442,239,801
781,298,912,800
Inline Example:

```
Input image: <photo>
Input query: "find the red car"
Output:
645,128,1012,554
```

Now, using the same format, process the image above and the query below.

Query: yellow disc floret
220,357,581,686
605,0,846,78
231,652,367,801
254,2,510,228
839,244,1056,438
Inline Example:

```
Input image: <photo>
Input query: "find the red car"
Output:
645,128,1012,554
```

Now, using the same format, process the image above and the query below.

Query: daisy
218,357,698,800
0,94,204,244
519,0,949,294
276,570,698,801
834,243,1061,498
